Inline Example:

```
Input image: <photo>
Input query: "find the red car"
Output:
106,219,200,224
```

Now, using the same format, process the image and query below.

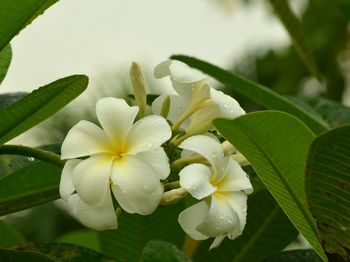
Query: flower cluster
59,60,252,247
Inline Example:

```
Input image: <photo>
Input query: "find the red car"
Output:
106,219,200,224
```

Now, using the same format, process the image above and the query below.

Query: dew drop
28,157,35,161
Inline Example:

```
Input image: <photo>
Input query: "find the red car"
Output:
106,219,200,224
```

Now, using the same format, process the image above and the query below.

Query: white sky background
1,0,290,94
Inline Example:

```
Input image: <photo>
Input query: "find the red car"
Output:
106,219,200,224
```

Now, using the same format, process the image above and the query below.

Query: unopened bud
160,188,187,206
160,96,171,118
130,62,147,117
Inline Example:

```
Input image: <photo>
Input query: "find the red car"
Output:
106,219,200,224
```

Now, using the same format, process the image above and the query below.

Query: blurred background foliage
1,0,350,260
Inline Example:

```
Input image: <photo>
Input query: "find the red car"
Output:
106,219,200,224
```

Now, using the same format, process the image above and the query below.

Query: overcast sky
1,0,289,93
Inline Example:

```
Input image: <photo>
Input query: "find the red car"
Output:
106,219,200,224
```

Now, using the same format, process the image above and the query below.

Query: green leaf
264,250,322,262
0,92,28,109
56,230,100,252
0,45,12,85
0,161,61,216
0,0,58,52
338,2,350,20
193,190,298,262
213,111,326,261
0,220,25,247
10,242,116,261
306,125,350,260
292,97,350,127
142,240,191,262
268,0,321,80
99,202,185,261
0,247,55,262
170,55,328,135
0,75,88,144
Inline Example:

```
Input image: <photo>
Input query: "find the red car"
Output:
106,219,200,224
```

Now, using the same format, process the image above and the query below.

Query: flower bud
130,62,147,117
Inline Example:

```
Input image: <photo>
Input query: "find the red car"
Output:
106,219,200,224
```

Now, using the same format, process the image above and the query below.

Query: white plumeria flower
178,135,253,249
59,97,172,230
152,60,245,135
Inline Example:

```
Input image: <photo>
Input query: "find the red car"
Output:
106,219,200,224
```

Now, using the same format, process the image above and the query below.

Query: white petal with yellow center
96,97,138,145
61,120,114,159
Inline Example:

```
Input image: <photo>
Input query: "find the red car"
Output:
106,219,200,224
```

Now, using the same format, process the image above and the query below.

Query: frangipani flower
59,97,172,230
152,60,245,135
178,135,253,248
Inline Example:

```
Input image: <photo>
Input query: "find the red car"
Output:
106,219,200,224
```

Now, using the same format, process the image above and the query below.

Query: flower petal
209,235,225,250
96,97,138,145
110,155,162,215
197,195,240,238
72,155,113,206
77,190,117,231
61,120,114,159
225,191,248,238
210,88,245,119
126,115,171,154
217,158,253,194
136,148,170,180
60,159,81,200
179,163,216,200
154,60,208,98
178,201,209,240
152,94,188,126
179,135,224,174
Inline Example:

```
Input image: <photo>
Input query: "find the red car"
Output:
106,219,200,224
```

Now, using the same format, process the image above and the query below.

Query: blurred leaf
268,0,320,80
214,111,326,261
127,94,158,105
141,240,191,262
171,55,328,135
0,248,55,262
0,220,25,247
0,161,61,216
0,93,28,109
0,155,31,179
0,45,12,85
0,0,58,52
56,230,100,252
264,250,322,262
301,97,350,128
338,2,350,20
306,125,350,260
193,190,298,262
99,202,185,261
0,75,88,144
11,242,116,261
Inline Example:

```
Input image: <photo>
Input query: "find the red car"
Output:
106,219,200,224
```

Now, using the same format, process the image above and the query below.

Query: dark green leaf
214,111,326,261
142,240,191,262
56,230,100,252
0,161,61,216
268,0,321,80
193,190,298,262
11,242,116,261
0,220,25,247
0,247,55,262
306,125,350,260
338,2,350,20
0,0,58,52
170,55,328,135
301,97,350,128
0,93,28,109
0,45,12,85
0,75,88,144
99,202,185,261
264,250,322,262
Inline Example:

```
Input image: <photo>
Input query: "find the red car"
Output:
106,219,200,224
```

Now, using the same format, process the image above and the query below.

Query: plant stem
0,144,65,167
